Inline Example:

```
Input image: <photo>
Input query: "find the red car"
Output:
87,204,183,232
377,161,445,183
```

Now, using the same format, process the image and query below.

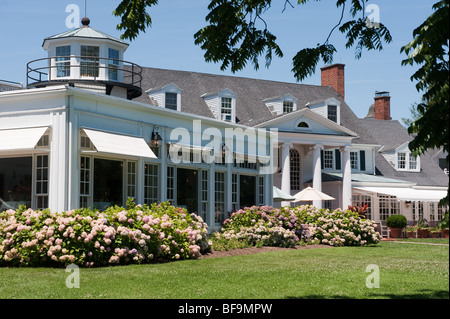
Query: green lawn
0,242,448,299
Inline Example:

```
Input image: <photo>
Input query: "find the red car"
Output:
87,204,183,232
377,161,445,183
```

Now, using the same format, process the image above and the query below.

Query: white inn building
1,18,448,231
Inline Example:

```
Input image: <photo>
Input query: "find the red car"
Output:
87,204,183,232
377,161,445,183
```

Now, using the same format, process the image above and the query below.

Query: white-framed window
327,104,338,123
165,92,178,110
323,150,334,169
80,45,99,77
201,170,209,222
258,176,264,206
108,48,119,81
409,153,418,170
351,193,372,220
126,161,137,200
221,97,233,122
350,151,359,170
80,156,91,208
290,149,300,191
379,194,400,221
215,171,226,223
35,155,49,210
283,100,294,114
56,45,71,77
232,173,238,211
397,151,420,171
167,166,175,205
398,152,406,169
144,163,159,205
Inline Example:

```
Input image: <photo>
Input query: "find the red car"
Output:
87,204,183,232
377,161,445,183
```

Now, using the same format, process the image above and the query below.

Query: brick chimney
321,63,345,100
374,91,391,120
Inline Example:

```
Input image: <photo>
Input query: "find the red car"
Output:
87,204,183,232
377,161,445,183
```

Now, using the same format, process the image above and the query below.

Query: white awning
82,129,157,159
354,186,447,202
0,127,47,151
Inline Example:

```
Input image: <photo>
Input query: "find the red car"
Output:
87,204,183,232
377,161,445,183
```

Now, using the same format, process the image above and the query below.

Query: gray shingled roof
136,67,448,188
136,67,356,127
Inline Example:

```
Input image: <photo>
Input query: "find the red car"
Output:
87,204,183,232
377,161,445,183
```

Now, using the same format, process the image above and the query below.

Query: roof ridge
141,66,328,89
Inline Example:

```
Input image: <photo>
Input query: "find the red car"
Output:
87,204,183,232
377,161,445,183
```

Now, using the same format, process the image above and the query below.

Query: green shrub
386,214,407,228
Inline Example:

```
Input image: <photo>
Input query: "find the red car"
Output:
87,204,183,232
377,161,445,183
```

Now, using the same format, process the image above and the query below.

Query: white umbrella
273,186,296,202
293,186,335,202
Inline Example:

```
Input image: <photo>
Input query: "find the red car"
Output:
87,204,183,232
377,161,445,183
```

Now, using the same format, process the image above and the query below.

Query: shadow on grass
285,289,449,299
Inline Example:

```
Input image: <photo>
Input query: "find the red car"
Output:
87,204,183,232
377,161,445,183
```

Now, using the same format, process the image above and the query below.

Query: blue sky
0,0,436,122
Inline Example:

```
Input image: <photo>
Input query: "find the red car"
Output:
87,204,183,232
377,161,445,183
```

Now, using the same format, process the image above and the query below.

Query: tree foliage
113,0,392,81
400,0,449,161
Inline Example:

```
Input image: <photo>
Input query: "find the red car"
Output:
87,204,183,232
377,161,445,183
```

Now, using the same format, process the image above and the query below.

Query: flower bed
213,205,381,249
0,201,211,267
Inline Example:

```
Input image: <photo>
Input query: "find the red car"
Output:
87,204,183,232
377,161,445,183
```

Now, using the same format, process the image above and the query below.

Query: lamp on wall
151,126,162,147
405,201,411,208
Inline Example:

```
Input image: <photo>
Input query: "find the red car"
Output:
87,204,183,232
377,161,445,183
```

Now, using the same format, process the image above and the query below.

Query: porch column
281,143,292,207
312,144,324,209
341,146,352,209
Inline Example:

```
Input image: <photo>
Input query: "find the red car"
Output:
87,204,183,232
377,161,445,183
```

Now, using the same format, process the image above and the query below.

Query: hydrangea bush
0,201,211,267
292,206,382,246
214,205,381,248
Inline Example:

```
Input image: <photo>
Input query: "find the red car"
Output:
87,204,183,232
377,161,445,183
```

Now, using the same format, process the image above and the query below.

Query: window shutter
320,150,324,169
360,150,366,171
335,149,341,170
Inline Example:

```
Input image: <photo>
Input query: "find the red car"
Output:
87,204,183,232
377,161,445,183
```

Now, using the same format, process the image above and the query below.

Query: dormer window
283,101,294,114
221,97,233,121
146,83,182,111
396,151,420,172
165,92,178,110
202,88,236,123
327,104,338,123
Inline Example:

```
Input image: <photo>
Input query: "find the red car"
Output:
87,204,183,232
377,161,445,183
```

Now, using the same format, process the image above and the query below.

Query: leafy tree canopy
113,0,392,81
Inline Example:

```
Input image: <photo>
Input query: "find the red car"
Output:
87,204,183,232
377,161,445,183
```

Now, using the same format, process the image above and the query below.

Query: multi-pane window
327,105,337,123
283,101,294,114
56,46,71,77
412,201,424,222
165,92,178,110
80,45,99,77
323,150,334,169
397,152,406,169
127,161,136,200
290,149,300,191
409,154,418,170
232,173,238,211
144,163,159,205
35,155,49,210
108,48,119,81
201,170,209,222
350,151,358,170
166,166,175,205
258,176,264,206
221,97,232,121
215,172,225,223
379,195,399,221
351,193,372,220
80,156,91,208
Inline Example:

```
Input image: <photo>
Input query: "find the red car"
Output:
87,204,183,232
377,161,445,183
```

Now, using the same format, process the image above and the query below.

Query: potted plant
438,212,449,238
417,218,429,238
386,214,407,238
405,225,417,238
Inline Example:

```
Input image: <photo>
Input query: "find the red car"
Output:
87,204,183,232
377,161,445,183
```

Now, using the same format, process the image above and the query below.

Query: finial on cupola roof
81,16,90,26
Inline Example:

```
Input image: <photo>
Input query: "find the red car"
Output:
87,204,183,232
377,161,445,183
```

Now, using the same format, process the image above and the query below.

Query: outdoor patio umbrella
292,186,335,202
273,186,296,202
